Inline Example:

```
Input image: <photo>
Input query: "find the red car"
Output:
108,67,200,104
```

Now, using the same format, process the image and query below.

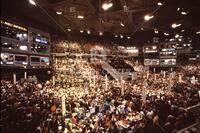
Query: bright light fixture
120,35,123,38
120,22,125,27
172,23,181,28
141,27,144,30
164,33,169,36
154,29,159,34
144,15,154,21
181,29,185,32
99,32,103,36
80,30,84,33
175,34,180,38
102,2,113,10
115,35,118,38
87,30,91,34
77,15,84,19
196,31,200,34
181,11,188,15
177,8,180,11
157,2,163,6
56,11,62,15
67,29,71,31
29,0,36,6
127,36,130,39
152,46,157,49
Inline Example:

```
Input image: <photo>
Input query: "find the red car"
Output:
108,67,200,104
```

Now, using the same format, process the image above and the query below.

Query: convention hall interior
1,0,200,133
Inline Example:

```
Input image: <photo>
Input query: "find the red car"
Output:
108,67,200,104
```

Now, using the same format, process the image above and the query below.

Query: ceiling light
154,29,159,34
127,36,130,39
157,2,163,6
181,11,188,15
80,30,84,33
172,23,181,28
77,15,84,19
29,0,36,6
175,34,180,38
181,29,185,32
144,15,154,21
87,30,91,34
120,22,125,27
178,38,182,42
99,32,103,36
102,2,113,10
177,8,180,11
115,35,118,38
141,27,144,31
67,28,71,31
164,33,169,36
120,35,123,38
196,31,200,34
152,46,157,49
56,11,62,15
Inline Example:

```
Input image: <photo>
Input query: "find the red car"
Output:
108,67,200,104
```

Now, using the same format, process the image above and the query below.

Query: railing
101,60,121,80
176,103,200,133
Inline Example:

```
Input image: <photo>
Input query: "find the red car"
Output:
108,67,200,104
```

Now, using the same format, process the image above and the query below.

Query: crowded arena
1,0,200,133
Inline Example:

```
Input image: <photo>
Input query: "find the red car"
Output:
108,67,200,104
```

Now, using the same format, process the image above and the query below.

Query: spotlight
164,33,169,36
175,34,180,38
144,15,154,21
77,15,84,19
181,11,188,15
102,2,113,10
196,31,200,34
154,29,159,34
120,35,123,38
99,32,103,36
120,22,125,27
172,23,181,28
87,30,91,34
56,11,62,15
29,0,36,6
115,35,118,38
80,30,84,33
157,2,163,6
127,36,130,39
67,29,71,31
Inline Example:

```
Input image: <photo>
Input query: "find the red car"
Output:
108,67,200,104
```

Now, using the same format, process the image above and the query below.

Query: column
24,72,27,79
105,75,108,90
53,76,55,86
13,73,16,84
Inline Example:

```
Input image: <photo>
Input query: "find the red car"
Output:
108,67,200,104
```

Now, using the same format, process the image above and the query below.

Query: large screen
30,56,40,65
0,53,14,65
32,33,50,45
14,55,28,65
160,59,176,66
144,59,159,66
40,57,50,66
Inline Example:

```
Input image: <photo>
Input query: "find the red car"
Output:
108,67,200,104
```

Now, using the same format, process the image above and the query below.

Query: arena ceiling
1,0,200,48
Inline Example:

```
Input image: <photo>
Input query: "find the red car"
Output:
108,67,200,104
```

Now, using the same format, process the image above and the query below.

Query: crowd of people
1,49,200,133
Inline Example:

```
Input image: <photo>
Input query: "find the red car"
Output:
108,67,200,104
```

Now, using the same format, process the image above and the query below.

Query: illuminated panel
160,59,176,66
40,57,50,66
14,55,28,65
144,59,159,66
0,53,14,65
160,48,176,58
30,56,40,65
0,20,27,31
